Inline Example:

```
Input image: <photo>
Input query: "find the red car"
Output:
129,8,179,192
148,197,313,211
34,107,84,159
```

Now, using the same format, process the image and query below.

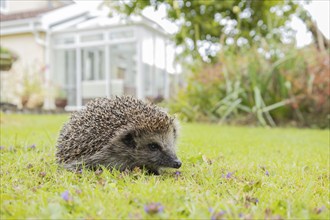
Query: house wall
5,1,48,13
0,33,45,107
1,33,45,65
4,0,66,13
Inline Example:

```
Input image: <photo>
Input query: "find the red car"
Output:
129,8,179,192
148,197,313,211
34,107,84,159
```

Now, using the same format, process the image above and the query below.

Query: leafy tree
111,0,299,62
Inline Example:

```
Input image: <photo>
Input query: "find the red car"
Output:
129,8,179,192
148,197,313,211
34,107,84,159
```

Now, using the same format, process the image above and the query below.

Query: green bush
168,43,329,128
0,47,18,71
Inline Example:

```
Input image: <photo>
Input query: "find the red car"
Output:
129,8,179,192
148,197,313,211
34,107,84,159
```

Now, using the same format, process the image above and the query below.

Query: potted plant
55,87,67,108
0,47,18,71
20,71,44,109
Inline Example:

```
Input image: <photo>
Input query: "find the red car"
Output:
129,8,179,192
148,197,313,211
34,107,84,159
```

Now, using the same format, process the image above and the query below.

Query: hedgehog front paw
146,168,160,175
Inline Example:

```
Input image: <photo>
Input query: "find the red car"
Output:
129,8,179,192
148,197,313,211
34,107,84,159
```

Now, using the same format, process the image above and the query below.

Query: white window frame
81,47,105,81
51,25,169,109
0,0,8,12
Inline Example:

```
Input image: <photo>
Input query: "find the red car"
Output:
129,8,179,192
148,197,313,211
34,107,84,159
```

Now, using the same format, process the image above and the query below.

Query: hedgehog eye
148,143,161,151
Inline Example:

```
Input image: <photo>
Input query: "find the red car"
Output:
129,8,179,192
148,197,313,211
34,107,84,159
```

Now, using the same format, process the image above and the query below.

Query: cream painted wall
4,0,68,13
0,33,46,108
1,33,45,67
5,0,49,13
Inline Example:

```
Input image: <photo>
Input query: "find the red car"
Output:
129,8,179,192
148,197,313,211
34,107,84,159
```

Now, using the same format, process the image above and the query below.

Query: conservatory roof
0,3,94,35
51,14,168,37
0,2,169,37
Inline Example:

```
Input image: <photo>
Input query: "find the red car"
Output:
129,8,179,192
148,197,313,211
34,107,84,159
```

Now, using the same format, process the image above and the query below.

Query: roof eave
0,18,43,35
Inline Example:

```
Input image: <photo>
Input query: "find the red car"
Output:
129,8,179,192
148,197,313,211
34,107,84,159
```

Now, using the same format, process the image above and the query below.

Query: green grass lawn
0,113,329,219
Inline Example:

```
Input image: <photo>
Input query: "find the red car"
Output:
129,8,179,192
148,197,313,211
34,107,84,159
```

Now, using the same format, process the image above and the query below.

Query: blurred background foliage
113,0,329,128
168,43,329,128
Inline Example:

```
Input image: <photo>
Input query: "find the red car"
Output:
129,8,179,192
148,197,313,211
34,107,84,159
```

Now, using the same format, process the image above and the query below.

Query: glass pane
109,43,137,96
143,64,153,97
80,34,103,42
0,0,6,8
81,47,105,81
81,47,106,102
155,36,165,69
53,49,76,106
109,30,134,40
155,69,165,97
53,37,75,45
155,37,166,97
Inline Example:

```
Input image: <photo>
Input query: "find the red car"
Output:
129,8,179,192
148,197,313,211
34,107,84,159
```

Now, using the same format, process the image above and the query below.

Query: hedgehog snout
161,153,182,169
172,160,182,168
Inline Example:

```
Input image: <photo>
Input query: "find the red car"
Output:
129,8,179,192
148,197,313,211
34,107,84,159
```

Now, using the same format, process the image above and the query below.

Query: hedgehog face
120,126,181,171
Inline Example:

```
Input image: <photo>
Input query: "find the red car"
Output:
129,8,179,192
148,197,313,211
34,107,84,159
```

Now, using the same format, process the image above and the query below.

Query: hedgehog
56,96,181,175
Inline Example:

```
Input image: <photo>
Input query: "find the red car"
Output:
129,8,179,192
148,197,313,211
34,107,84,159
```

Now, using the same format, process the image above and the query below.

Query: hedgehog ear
122,131,136,149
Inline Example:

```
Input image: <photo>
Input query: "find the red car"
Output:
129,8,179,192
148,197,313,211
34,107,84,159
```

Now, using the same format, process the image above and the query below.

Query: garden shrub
168,44,329,128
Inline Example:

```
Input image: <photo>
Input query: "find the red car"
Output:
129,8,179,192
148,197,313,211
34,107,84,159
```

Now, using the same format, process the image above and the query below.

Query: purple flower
174,171,181,180
211,210,226,220
27,144,36,150
208,207,214,213
265,170,269,176
0,146,5,150
144,202,164,214
175,171,181,176
39,172,46,177
61,190,72,202
219,211,226,215
225,172,233,179
315,206,326,214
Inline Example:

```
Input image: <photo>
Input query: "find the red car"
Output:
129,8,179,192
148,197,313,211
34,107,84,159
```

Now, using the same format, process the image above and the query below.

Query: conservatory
51,16,171,110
